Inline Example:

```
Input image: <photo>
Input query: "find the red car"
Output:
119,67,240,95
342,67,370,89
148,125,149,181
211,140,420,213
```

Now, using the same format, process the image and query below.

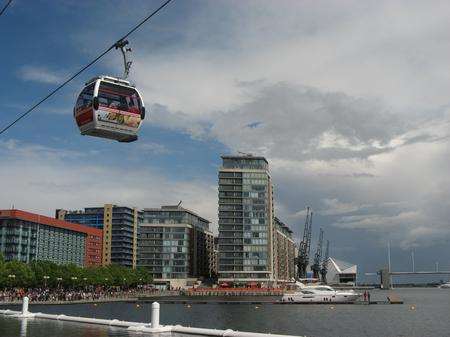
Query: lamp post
8,274,16,288
71,276,78,289
82,277,88,290
56,277,62,289
43,275,50,288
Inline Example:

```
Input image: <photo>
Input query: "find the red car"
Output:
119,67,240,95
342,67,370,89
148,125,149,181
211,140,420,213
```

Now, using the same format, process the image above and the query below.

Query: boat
281,282,361,303
439,282,450,288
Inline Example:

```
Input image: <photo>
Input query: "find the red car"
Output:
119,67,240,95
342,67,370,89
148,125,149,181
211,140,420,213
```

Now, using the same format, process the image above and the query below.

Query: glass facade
138,206,214,285
0,220,37,263
60,206,141,268
218,156,273,282
0,210,101,267
138,225,191,279
61,211,104,229
36,225,85,266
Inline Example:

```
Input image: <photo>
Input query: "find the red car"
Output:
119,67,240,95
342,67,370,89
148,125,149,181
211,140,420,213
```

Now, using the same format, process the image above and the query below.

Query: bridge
377,269,450,289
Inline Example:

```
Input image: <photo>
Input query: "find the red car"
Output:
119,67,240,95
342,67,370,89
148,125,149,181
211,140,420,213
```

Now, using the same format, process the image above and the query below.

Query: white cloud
137,141,172,155
0,140,219,234
18,66,64,84
318,198,363,216
9,0,450,258
120,0,450,122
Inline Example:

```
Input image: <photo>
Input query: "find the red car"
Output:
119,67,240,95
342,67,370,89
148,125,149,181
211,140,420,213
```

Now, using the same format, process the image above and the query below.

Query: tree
4,260,33,288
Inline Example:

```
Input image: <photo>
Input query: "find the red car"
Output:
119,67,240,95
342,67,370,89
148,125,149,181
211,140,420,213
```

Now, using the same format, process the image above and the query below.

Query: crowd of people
0,285,159,303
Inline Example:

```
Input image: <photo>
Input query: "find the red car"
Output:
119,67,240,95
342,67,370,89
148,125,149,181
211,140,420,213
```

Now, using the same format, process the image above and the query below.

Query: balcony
219,185,242,192
219,226,243,231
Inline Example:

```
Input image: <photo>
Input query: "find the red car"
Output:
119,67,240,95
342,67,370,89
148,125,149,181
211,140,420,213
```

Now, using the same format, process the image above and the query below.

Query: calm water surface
1,288,449,337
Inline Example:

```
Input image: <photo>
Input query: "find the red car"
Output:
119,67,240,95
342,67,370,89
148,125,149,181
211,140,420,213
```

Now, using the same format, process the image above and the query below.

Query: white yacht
439,282,450,288
281,282,361,303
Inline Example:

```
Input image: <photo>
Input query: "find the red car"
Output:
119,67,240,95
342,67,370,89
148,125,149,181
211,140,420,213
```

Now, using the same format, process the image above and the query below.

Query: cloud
0,139,84,160
17,66,65,84
92,0,450,258
137,141,172,155
318,198,364,216
8,0,450,271
0,139,219,234
147,103,211,139
210,82,403,161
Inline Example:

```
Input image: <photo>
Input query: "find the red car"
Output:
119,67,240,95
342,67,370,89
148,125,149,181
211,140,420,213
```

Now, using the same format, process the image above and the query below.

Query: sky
1,0,450,281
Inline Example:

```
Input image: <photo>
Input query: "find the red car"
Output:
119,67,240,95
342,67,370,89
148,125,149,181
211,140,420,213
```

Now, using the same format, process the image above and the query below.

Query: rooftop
143,205,210,224
328,257,357,274
221,154,268,164
0,209,102,236
274,216,294,234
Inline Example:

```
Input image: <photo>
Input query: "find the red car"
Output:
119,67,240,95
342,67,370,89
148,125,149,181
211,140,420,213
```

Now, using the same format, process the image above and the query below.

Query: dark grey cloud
211,82,404,161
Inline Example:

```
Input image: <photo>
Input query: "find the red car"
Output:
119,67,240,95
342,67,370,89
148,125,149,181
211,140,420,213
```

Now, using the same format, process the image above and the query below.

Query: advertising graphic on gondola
97,108,141,128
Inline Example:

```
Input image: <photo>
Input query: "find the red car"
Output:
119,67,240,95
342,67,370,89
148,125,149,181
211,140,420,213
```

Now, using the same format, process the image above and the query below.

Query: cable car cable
0,0,174,136
0,0,13,17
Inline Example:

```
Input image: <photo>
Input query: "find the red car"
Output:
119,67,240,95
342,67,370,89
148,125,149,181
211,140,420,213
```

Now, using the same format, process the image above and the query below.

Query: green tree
4,260,33,288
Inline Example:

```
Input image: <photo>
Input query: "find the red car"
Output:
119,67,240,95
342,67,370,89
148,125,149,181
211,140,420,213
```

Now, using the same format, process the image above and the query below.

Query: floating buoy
410,305,416,310
186,304,191,308
255,306,260,309
93,303,98,307
330,306,335,310
136,304,140,308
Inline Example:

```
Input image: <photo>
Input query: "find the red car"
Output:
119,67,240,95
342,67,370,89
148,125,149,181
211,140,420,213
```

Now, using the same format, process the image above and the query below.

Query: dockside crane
320,240,330,283
297,207,313,279
311,228,324,279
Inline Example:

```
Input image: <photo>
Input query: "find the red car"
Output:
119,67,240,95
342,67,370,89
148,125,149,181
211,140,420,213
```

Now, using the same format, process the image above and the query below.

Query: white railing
0,297,302,337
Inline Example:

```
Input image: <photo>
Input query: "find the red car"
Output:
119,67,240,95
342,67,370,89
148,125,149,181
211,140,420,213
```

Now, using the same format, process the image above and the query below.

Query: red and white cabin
74,76,146,142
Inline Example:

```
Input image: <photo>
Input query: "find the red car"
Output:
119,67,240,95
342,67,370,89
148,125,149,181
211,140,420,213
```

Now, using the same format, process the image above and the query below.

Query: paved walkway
0,291,180,306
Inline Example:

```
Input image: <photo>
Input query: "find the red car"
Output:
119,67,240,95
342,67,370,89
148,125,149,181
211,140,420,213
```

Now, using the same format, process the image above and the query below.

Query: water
1,288,450,337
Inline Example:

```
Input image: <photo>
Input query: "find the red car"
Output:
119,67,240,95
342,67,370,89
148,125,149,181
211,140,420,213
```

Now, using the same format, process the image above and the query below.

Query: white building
325,257,357,285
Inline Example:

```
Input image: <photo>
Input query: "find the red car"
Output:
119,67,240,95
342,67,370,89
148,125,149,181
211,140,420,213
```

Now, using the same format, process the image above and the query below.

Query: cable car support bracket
115,39,133,80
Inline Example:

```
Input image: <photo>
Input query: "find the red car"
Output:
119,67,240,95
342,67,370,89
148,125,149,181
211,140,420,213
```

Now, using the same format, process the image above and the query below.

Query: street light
71,276,78,288
56,277,63,289
43,275,50,288
8,274,16,288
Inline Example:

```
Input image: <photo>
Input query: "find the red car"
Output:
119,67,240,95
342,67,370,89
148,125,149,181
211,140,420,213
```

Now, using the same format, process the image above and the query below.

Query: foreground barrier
0,297,301,337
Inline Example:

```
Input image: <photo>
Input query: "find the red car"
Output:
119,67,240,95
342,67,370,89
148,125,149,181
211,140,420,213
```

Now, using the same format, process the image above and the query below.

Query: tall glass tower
218,155,275,284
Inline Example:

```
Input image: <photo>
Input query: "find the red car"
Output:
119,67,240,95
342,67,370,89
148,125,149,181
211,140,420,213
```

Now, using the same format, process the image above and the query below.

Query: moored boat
439,282,450,288
281,282,361,303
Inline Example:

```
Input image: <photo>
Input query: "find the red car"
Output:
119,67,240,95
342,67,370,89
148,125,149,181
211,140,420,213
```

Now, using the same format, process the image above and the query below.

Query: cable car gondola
74,40,145,142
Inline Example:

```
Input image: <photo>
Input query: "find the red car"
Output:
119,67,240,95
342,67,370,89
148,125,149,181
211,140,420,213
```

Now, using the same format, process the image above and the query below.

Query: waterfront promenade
0,288,179,305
